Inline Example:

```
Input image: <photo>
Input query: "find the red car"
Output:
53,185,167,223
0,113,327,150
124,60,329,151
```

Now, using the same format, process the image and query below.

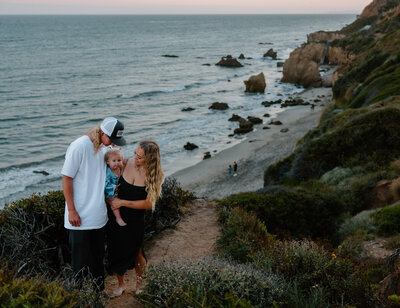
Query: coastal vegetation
0,178,193,307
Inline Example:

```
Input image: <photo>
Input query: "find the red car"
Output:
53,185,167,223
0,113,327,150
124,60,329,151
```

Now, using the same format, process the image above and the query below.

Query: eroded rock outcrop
244,72,266,93
307,31,345,43
281,43,325,87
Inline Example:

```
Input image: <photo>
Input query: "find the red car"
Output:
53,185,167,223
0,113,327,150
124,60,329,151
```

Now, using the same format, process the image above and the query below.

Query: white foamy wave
161,86,186,93
0,166,61,201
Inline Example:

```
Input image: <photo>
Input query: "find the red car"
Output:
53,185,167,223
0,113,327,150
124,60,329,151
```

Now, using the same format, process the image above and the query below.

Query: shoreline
171,87,332,200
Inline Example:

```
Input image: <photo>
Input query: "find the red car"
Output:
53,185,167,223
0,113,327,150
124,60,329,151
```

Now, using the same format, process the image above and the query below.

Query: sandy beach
172,87,332,200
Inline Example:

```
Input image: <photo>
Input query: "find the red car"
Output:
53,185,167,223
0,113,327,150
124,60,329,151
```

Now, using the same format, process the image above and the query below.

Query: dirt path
104,199,220,307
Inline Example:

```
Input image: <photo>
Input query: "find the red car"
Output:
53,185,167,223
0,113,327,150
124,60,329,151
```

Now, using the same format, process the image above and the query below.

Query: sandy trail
104,199,220,307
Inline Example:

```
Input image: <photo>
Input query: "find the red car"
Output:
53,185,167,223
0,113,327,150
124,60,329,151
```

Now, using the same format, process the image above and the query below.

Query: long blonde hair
140,140,165,210
87,125,102,154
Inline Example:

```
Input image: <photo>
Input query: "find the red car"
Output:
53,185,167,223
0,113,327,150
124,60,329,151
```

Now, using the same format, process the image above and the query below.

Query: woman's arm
107,196,152,210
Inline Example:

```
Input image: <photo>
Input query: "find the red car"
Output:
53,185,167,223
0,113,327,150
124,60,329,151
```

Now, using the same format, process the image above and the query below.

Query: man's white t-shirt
61,135,108,230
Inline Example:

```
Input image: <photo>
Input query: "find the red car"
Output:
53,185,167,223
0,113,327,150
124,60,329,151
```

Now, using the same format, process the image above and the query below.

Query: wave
117,72,251,100
0,154,66,173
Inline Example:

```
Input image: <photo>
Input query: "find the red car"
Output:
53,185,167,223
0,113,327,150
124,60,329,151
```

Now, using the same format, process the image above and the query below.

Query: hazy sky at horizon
0,0,372,14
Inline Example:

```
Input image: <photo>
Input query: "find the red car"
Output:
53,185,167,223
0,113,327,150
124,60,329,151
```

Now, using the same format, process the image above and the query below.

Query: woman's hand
107,197,123,210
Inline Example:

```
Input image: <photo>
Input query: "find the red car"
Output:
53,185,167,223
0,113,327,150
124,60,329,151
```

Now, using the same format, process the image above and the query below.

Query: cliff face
360,0,400,20
266,0,400,215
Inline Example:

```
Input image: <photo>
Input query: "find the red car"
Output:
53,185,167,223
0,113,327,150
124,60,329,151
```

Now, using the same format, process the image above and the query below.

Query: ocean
0,14,356,206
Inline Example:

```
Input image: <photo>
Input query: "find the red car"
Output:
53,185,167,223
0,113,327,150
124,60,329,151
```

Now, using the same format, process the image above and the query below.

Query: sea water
0,14,356,206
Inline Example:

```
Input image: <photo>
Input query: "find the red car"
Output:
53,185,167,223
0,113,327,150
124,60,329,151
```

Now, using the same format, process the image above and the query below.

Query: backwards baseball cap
100,117,126,146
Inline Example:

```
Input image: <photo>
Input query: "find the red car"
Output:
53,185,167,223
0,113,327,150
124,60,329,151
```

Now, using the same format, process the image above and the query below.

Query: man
62,117,126,290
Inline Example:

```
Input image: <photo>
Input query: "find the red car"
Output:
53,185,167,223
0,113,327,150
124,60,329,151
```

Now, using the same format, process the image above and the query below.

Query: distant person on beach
61,117,126,291
233,161,238,176
228,164,232,176
105,147,126,227
107,140,165,297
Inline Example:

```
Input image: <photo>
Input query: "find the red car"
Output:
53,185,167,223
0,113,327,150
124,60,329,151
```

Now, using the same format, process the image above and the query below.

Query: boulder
216,55,243,67
277,62,284,67
238,53,245,59
184,142,198,150
209,102,229,110
244,72,266,93
264,48,277,60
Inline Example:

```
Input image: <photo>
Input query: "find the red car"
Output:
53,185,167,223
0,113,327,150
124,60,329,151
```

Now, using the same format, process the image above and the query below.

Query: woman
106,139,165,297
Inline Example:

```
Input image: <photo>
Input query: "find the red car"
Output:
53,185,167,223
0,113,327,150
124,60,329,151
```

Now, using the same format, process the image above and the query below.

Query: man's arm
62,175,81,227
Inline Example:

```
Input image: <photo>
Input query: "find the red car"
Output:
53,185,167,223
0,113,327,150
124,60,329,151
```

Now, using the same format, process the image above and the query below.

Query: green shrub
0,268,105,308
137,257,287,307
260,240,371,307
217,189,343,241
337,210,376,241
323,168,389,214
216,207,275,263
371,203,400,236
0,191,68,276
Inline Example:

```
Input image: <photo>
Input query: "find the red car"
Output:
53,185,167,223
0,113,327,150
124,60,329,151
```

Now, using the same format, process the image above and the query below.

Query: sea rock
184,142,198,150
209,102,229,110
33,170,49,176
234,118,253,134
216,55,243,67
203,152,211,159
281,98,310,107
269,120,282,125
264,48,277,60
263,113,270,117
277,62,284,67
307,31,345,43
280,128,289,133
162,54,178,58
244,72,266,93
262,99,282,107
238,53,245,59
182,107,195,112
247,116,263,124
229,114,243,121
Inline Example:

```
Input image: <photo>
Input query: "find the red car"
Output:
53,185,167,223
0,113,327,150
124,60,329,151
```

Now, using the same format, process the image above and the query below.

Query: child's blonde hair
105,147,123,164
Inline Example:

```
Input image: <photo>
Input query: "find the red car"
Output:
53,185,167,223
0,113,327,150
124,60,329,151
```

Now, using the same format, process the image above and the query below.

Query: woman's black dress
107,176,147,276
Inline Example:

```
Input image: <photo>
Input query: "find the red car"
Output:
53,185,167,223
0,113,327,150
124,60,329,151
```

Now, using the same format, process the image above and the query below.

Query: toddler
105,147,126,226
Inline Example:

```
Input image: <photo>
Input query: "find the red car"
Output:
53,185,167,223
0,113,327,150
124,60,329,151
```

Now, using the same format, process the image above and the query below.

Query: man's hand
68,209,81,227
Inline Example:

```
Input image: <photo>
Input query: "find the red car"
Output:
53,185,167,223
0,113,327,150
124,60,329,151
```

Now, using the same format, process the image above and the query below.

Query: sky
0,0,373,15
